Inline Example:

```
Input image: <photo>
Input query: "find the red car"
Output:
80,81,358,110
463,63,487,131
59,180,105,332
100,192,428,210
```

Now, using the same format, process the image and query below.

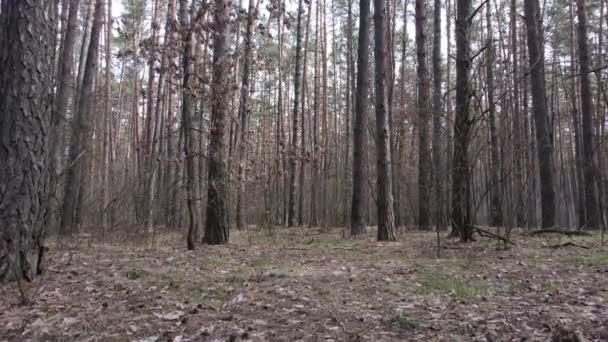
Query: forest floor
1,227,608,341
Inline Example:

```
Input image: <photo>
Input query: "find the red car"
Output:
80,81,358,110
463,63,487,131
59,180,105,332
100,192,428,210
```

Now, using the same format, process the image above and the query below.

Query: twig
473,226,518,246
542,242,591,250
529,229,592,237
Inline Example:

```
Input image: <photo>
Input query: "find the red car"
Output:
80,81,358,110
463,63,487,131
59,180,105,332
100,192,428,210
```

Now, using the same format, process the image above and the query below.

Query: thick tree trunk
524,0,556,229
350,0,371,236
374,0,397,242
204,0,232,244
0,0,54,281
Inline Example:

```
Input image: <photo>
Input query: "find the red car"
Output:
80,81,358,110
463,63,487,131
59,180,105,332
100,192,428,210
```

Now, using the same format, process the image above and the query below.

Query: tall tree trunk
415,0,431,230
287,0,305,227
235,0,260,230
204,0,232,244
298,0,312,226
50,0,80,233
350,0,371,236
181,0,202,249
432,0,445,230
576,0,599,230
374,0,397,241
60,0,104,234
0,0,54,281
524,0,556,228
486,1,502,227
452,0,473,241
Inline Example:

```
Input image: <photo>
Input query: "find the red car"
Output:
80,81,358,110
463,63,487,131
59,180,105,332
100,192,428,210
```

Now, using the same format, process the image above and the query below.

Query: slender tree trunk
351,0,371,236
49,0,80,234
452,0,473,241
287,0,305,227
576,0,599,230
486,2,502,227
235,0,260,230
60,0,104,234
524,0,556,228
181,0,202,249
432,0,445,230
415,0,431,230
374,0,396,241
204,0,232,244
0,0,54,281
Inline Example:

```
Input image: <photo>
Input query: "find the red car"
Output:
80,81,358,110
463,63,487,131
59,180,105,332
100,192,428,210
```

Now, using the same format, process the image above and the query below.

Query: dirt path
1,228,607,341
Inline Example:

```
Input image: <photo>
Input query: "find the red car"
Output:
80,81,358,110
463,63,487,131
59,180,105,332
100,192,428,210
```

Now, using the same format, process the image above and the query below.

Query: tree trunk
374,0,397,241
432,0,445,230
49,0,80,233
0,0,54,281
350,0,371,236
452,0,473,241
415,0,431,230
576,0,599,230
235,0,260,231
204,0,231,244
524,0,556,229
486,1,502,227
181,0,202,249
287,0,305,227
60,0,105,235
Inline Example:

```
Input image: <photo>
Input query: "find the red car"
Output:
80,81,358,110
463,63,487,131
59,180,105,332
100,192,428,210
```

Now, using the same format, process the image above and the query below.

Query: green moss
125,269,145,280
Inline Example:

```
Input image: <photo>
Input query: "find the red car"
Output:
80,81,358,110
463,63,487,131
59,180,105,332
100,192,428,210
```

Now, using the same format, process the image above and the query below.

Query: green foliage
125,269,145,280
389,313,419,331
415,271,484,298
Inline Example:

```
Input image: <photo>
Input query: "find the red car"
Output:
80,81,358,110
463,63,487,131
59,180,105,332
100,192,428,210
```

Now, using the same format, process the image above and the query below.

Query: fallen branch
529,229,592,237
542,242,590,250
473,226,518,246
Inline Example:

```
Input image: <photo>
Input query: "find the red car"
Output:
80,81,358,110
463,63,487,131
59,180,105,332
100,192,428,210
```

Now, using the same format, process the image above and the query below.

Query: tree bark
60,0,105,235
524,0,556,229
452,0,473,241
415,0,431,230
374,0,397,241
0,0,54,281
204,0,232,244
576,0,599,230
287,0,305,227
350,0,371,236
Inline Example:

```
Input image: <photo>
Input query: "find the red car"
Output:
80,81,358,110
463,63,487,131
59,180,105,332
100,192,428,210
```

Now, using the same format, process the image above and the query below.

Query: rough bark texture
0,0,54,281
60,0,105,235
415,0,431,230
351,0,371,236
452,0,473,241
287,0,305,227
576,0,599,230
374,0,397,242
524,0,556,229
204,0,231,244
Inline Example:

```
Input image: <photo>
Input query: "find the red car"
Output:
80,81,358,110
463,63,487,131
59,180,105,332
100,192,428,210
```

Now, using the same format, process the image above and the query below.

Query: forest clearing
1,228,607,341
